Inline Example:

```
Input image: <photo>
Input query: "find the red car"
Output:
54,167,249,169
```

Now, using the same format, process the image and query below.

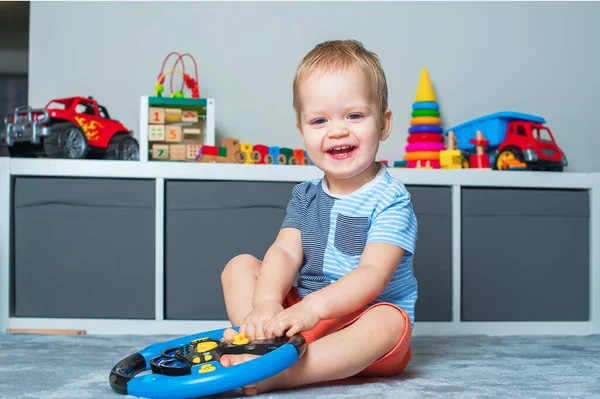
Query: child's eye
348,114,363,120
311,118,326,125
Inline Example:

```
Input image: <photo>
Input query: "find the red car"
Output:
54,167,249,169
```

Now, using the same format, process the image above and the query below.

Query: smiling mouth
326,145,356,158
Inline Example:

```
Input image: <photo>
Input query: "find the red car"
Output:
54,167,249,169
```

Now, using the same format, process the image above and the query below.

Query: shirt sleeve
280,184,304,230
366,193,418,255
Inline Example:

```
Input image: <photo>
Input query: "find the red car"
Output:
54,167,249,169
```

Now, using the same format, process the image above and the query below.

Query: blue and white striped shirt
281,163,419,326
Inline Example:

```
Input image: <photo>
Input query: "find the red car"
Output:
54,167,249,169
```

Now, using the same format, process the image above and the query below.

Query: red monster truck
0,96,139,160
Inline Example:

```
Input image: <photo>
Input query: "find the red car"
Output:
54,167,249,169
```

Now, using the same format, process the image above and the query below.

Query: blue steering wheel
109,327,306,399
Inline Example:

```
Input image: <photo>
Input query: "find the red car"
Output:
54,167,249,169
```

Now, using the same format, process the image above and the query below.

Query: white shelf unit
1,157,599,336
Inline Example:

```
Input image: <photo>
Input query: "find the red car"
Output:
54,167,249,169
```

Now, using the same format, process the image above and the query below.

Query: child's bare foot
220,329,288,395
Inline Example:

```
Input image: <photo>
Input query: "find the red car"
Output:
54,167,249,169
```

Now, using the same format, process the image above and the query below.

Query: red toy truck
0,96,139,160
446,111,567,171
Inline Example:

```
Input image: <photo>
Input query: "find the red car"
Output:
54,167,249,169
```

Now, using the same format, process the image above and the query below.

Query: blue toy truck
445,111,568,171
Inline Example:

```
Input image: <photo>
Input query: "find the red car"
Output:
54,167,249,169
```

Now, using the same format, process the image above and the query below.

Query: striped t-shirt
281,163,419,326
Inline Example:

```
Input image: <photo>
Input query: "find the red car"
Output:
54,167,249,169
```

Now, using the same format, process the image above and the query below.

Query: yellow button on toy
199,364,216,373
233,332,249,345
204,354,213,362
195,341,218,353
192,357,201,364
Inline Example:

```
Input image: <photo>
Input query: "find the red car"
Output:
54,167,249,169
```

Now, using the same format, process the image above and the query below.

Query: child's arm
253,227,304,306
237,227,304,339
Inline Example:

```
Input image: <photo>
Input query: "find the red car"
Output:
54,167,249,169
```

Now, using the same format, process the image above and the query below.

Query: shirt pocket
334,214,370,257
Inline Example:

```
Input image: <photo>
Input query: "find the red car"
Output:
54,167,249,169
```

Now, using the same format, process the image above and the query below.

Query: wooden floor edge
6,328,87,335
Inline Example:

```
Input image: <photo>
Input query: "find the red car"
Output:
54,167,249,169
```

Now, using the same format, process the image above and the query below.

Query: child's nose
328,124,349,138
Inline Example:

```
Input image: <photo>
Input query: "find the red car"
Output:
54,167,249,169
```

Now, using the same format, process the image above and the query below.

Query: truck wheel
495,148,522,170
43,122,89,159
105,134,139,161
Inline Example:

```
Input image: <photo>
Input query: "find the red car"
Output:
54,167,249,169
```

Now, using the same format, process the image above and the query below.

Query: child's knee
364,305,407,340
221,254,261,285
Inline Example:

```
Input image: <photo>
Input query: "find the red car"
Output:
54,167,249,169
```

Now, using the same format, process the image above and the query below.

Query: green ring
411,109,440,117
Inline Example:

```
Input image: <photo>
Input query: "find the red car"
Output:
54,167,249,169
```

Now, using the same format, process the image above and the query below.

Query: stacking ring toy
412,101,439,110
109,327,306,399
407,133,444,143
409,125,444,134
405,142,446,152
404,151,440,161
411,109,440,117
410,116,442,126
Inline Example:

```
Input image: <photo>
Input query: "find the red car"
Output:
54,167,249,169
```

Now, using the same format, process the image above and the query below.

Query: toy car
0,96,139,160
446,111,567,171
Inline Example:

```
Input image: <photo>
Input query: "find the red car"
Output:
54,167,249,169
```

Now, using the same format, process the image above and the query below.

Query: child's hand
263,301,320,338
239,300,284,340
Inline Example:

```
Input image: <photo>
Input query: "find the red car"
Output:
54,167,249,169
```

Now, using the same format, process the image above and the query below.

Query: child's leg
221,304,408,396
221,254,261,325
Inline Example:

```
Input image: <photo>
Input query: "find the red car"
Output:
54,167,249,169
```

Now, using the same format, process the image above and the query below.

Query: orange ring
403,150,440,161
410,116,442,126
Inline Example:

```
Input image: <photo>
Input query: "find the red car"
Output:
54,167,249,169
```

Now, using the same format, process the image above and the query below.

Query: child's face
296,67,392,184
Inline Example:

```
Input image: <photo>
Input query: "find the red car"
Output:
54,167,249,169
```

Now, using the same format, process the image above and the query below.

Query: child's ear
380,109,393,141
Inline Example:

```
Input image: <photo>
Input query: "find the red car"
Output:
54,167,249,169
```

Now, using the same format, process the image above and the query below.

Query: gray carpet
0,333,599,398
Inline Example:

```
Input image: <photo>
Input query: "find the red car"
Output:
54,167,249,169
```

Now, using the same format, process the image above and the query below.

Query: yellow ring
410,116,442,126
404,151,440,161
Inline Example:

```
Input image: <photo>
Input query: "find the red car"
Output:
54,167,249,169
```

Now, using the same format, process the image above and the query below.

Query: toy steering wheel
109,327,306,399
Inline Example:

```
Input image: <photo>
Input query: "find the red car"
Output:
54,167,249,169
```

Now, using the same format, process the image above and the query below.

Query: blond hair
292,39,388,122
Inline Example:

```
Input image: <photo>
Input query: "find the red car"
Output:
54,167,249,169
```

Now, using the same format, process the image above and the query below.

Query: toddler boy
219,39,418,395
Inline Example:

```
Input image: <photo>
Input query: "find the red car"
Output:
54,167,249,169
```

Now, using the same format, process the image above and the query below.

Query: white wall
29,1,600,172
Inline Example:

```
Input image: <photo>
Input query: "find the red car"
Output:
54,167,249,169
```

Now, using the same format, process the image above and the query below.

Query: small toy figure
469,130,491,169
439,130,463,169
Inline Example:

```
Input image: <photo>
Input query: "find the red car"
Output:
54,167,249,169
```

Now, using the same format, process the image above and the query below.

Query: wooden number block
165,108,182,123
187,144,202,160
152,144,169,160
170,144,186,161
149,107,165,124
165,125,182,142
181,110,199,123
149,124,165,141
